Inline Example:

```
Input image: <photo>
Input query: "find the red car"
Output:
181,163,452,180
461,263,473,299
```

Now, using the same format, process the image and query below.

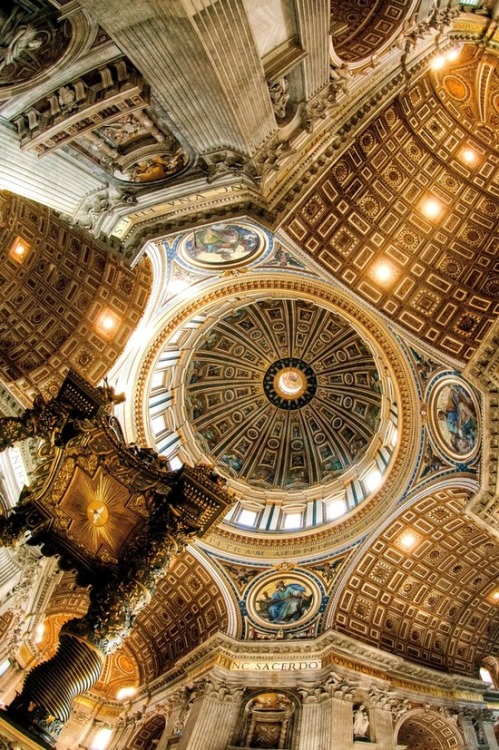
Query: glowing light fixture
399,532,417,551
491,590,499,602
373,260,395,285
431,55,446,71
460,148,478,166
96,311,119,338
421,197,443,220
9,236,30,264
116,686,137,701
446,47,461,62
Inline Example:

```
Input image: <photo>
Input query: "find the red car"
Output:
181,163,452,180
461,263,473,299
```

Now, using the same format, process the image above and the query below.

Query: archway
396,709,464,750
129,714,166,750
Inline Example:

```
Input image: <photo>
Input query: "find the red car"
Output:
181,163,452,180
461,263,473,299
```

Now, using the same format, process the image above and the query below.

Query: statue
268,78,290,120
353,704,369,739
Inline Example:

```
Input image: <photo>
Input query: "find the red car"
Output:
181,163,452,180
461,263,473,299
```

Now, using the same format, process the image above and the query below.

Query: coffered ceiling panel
284,56,499,362
333,488,499,676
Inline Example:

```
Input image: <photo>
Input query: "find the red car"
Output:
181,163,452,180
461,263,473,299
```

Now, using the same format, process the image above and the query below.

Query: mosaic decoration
248,574,320,629
181,223,264,268
430,378,479,460
185,299,383,491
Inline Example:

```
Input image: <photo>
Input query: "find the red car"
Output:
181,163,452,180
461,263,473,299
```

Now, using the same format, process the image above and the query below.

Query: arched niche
395,709,464,750
129,714,167,750
234,691,298,749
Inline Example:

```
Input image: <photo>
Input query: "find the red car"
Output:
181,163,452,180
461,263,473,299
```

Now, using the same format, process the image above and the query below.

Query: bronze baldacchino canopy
0,371,232,746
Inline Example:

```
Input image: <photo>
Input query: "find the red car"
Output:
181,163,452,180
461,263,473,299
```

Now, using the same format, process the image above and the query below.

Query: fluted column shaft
76,0,276,156
294,0,330,100
373,708,395,750
298,699,332,750
483,720,499,750
0,121,104,214
330,698,354,750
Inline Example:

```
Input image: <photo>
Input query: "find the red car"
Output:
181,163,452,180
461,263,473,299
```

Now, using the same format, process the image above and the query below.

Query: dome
184,299,384,493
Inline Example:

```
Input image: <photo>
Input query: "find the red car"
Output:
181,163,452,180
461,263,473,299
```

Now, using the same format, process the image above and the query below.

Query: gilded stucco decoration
432,44,499,148
138,272,419,554
331,0,409,63
284,64,499,362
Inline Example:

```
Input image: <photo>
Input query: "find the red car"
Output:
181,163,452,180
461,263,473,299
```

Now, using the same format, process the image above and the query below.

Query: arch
395,708,464,750
129,713,167,750
234,690,298,749
330,0,415,66
329,485,499,675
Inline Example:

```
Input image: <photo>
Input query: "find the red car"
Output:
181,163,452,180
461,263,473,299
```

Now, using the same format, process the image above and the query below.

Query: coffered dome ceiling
184,299,384,493
432,44,499,148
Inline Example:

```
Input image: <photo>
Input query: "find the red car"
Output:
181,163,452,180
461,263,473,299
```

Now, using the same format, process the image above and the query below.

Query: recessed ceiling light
491,590,499,602
460,148,478,165
421,198,442,220
96,311,119,336
373,260,395,284
9,236,30,263
400,532,417,550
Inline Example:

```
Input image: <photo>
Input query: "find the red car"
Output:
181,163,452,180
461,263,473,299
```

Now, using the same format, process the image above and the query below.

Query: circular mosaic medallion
247,573,321,630
264,358,317,410
180,223,265,268
430,377,480,461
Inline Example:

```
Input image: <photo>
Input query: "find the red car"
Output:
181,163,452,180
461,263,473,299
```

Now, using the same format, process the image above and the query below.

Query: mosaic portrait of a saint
184,223,261,266
433,380,479,458
253,578,314,625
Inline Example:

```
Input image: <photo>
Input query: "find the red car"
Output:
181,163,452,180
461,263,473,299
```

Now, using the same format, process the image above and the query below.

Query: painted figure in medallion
185,223,260,265
257,580,312,624
436,382,477,455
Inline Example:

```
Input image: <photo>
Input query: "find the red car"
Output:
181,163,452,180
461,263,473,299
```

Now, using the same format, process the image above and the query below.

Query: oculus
185,299,386,492
264,358,317,410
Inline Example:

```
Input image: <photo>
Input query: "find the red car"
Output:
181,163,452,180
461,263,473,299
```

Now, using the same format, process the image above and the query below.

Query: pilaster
76,0,276,156
0,121,104,215
372,708,395,750
179,680,243,750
